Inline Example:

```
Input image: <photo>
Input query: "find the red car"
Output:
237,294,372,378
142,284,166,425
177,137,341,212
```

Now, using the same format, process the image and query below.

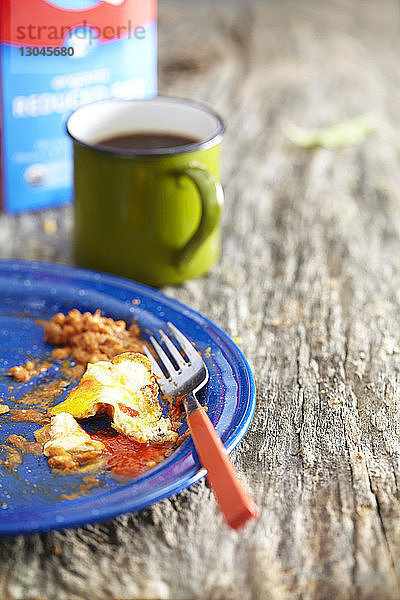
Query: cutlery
143,322,259,529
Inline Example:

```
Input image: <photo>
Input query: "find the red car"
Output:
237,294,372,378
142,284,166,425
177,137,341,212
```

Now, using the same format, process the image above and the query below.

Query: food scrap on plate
39,412,105,472
2,310,184,482
51,352,177,444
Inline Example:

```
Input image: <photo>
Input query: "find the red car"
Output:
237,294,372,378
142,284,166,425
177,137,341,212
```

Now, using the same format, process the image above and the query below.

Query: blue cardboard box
0,0,157,213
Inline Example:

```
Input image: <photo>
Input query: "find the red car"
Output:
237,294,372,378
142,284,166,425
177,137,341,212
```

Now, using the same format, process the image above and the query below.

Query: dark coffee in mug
98,132,199,152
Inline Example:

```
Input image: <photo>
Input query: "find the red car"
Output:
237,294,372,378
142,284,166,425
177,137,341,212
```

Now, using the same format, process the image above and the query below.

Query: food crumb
53,545,62,556
270,319,281,327
0,445,22,469
0,405,9,415
203,347,212,359
9,408,49,424
60,475,100,499
329,278,338,290
7,434,43,455
60,492,79,500
9,359,52,382
233,337,242,345
43,218,57,235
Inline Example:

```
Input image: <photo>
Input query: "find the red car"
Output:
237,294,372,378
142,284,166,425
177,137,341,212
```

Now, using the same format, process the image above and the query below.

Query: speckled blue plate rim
0,260,256,536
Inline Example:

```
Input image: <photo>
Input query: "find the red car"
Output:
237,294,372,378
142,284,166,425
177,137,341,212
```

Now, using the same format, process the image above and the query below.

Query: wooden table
1,1,400,598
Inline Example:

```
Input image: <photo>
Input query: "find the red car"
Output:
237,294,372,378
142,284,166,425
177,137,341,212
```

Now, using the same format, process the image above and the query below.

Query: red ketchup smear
93,431,172,478
118,403,139,418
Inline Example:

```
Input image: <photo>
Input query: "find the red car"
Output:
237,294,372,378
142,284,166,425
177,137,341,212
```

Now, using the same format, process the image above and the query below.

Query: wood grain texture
1,0,400,598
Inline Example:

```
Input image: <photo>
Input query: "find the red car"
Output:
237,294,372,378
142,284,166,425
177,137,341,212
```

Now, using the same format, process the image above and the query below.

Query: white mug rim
66,95,226,157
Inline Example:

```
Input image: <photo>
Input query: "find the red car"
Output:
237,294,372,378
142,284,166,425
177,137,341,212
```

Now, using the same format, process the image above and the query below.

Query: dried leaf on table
283,114,376,149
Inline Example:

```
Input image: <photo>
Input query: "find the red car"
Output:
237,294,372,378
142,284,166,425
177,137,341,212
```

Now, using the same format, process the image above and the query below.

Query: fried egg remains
51,352,177,444
43,412,105,472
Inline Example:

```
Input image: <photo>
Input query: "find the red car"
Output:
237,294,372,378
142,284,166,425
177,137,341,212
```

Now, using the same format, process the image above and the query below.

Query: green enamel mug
66,96,225,287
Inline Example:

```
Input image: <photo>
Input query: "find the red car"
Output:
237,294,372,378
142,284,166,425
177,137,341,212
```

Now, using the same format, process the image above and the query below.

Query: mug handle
172,162,224,270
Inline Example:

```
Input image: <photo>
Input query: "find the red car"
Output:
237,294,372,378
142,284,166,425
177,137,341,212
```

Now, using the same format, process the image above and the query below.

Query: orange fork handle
187,407,259,530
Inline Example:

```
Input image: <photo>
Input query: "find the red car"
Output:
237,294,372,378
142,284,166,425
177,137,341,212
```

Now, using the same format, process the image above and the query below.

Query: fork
143,322,259,530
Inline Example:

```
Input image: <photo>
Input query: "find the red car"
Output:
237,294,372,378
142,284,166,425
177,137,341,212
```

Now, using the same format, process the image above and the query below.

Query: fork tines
143,322,191,377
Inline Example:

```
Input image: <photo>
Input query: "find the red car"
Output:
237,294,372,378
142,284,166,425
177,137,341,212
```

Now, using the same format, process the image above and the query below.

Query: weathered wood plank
0,1,400,598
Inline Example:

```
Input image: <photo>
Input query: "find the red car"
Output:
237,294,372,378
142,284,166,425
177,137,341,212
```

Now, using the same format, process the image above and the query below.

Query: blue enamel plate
0,260,256,536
